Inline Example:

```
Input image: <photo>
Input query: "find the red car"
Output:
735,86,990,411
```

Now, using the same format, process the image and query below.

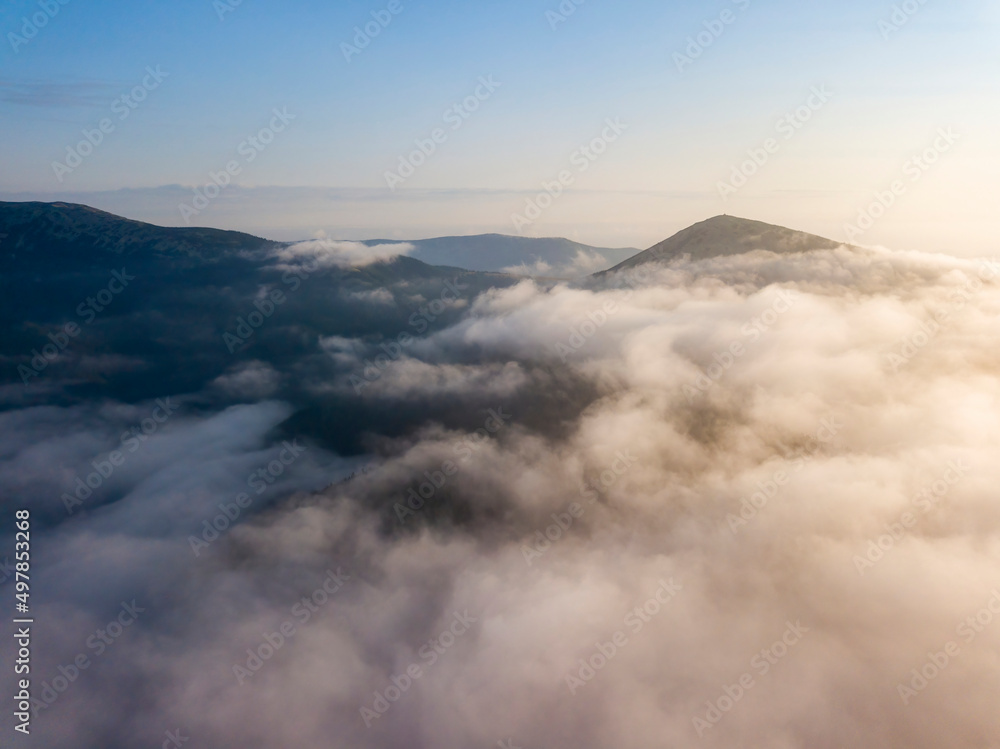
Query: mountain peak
607,215,842,272
0,200,274,268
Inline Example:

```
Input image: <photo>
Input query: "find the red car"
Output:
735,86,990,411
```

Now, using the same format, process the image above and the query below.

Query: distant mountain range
363,234,639,278
0,202,843,281
0,202,638,278
0,202,848,451
0,202,522,421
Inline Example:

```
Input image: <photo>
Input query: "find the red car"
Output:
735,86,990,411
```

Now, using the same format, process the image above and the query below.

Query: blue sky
1,0,997,253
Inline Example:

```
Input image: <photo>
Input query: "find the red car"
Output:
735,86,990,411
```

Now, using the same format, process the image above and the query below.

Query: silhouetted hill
0,201,276,272
606,215,842,272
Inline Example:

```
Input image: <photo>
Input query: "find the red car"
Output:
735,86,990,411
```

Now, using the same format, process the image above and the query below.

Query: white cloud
10,243,1000,748
274,239,414,269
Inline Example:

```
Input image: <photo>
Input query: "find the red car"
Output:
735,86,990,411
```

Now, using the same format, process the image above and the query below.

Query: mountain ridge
0,202,637,278
1,203,845,280
605,214,844,273
362,233,639,278
0,201,276,267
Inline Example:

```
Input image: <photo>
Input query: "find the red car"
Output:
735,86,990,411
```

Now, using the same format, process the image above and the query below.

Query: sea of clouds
3,242,1000,748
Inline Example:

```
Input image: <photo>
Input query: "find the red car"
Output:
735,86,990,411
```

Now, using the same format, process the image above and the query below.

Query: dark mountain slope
0,201,275,269
606,215,842,273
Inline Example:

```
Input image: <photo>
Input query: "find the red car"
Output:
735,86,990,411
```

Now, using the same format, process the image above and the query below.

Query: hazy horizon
2,0,997,254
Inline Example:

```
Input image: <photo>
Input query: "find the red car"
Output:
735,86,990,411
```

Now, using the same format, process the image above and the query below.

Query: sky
1,0,997,253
